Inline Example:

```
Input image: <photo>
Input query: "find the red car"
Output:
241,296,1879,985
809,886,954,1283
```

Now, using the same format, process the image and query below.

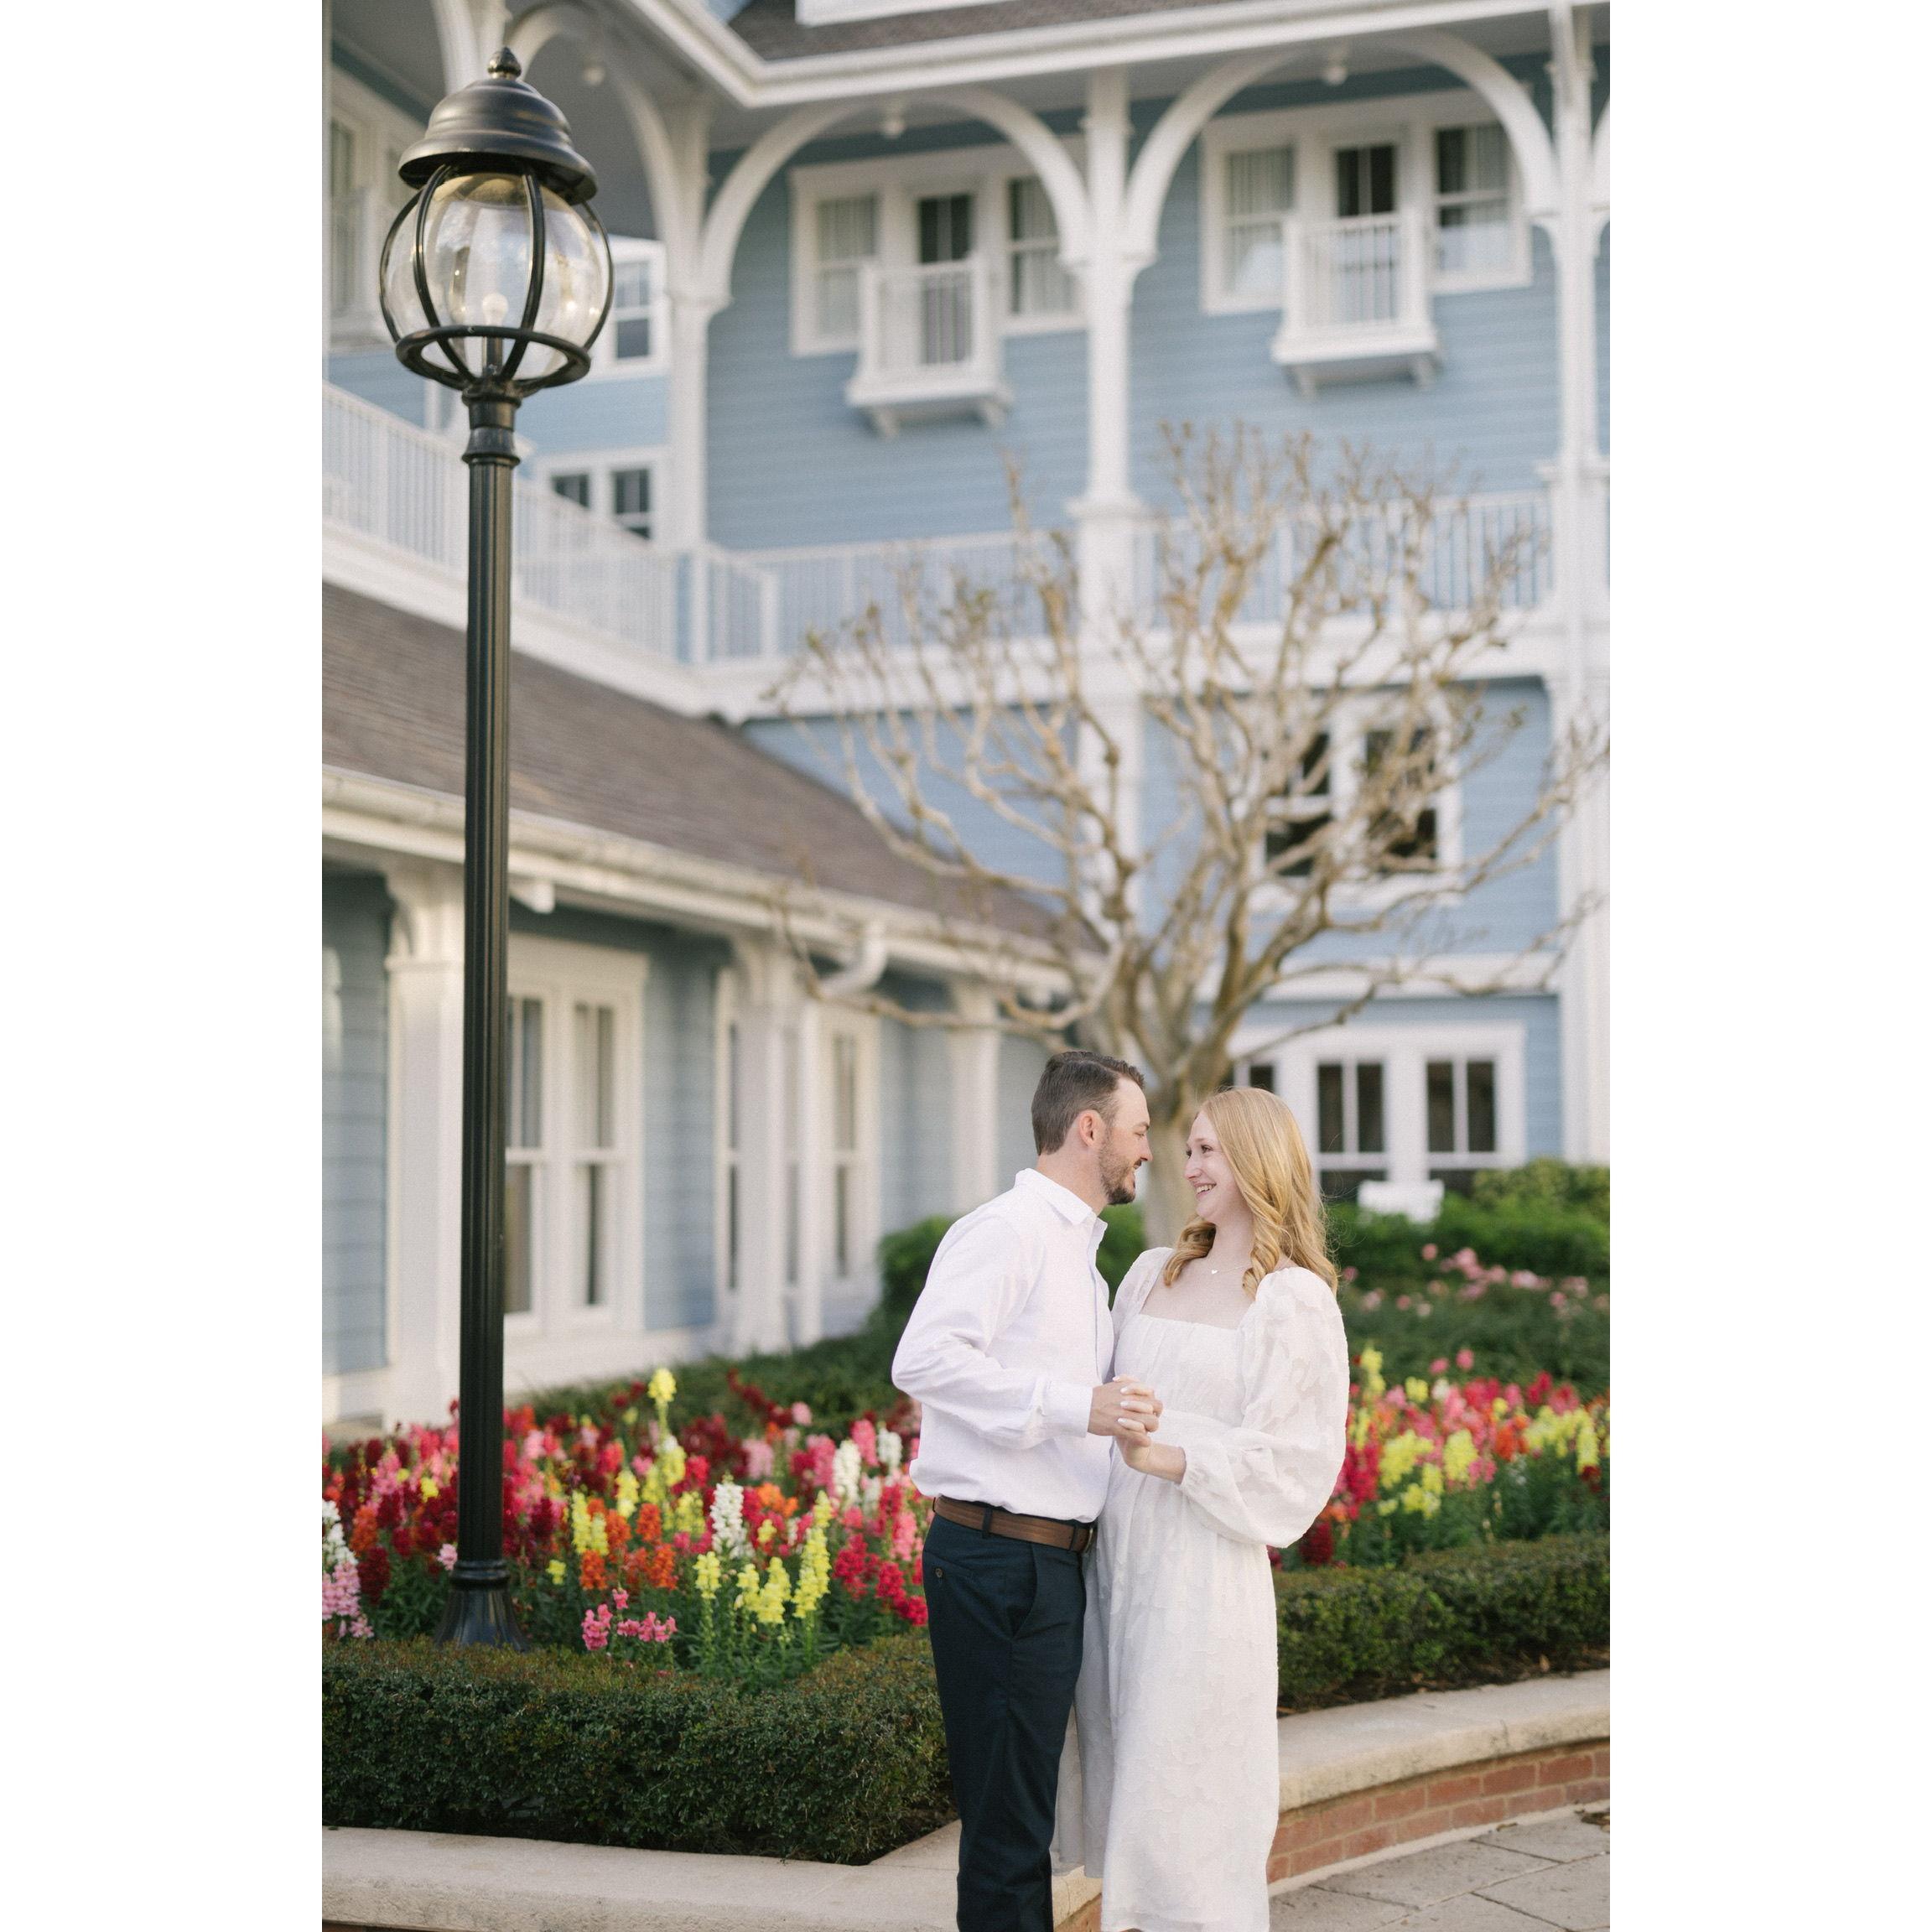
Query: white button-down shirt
893,1168,1114,1523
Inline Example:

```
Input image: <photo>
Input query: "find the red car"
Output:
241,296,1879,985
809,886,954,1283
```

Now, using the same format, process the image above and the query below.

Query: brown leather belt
932,1495,1096,1554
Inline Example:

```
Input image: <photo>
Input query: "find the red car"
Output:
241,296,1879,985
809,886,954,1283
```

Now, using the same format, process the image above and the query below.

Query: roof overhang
622,0,1558,111
323,765,1071,995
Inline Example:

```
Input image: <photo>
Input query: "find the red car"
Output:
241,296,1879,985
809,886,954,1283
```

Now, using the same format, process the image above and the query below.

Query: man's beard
1100,1148,1140,1206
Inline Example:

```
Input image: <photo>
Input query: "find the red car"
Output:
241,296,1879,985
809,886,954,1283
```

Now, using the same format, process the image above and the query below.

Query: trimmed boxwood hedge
1276,1534,1610,1711
323,1630,953,1865
324,1535,1607,1862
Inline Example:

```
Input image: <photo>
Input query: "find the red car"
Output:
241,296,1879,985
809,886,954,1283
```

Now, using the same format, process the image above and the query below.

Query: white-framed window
327,70,422,348
1260,711,1460,894
1221,143,1296,301
1199,91,1528,316
1007,176,1078,320
503,937,645,1331
534,446,667,542
588,236,668,377
1254,1021,1526,1198
819,1021,877,1284
1432,121,1524,287
790,146,1085,356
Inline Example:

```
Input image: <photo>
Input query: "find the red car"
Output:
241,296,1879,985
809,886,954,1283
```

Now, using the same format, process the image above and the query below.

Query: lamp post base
436,1564,529,1649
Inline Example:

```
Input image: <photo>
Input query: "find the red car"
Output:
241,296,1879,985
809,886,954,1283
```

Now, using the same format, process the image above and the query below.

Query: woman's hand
1119,1436,1187,1484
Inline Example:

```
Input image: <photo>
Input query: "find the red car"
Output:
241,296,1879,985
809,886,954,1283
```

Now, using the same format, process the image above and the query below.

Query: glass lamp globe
379,48,611,396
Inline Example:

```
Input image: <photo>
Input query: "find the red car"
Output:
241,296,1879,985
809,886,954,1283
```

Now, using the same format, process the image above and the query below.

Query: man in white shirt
893,1050,1159,1932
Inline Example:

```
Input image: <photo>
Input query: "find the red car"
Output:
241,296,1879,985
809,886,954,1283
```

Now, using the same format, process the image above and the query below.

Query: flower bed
323,1349,1607,1664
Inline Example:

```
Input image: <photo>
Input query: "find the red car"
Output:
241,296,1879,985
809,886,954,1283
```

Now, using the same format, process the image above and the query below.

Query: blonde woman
1055,1085,1352,1932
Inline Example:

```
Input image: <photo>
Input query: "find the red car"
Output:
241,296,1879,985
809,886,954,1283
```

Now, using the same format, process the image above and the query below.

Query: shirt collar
1016,1166,1103,1232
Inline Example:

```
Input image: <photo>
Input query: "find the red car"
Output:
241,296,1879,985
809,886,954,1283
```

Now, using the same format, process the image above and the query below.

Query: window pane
614,314,653,360
1436,126,1470,196
1318,1166,1388,1206
834,1166,849,1274
574,1002,614,1149
918,193,974,264
330,122,355,196
817,263,860,339
577,1162,610,1306
505,1162,533,1313
818,194,878,265
1317,1062,1345,1155
1010,176,1057,242
1357,1062,1386,1154
1336,144,1398,218
1264,808,1330,875
508,999,543,1149
612,468,651,518
1467,1060,1497,1154
1228,145,1294,217
1225,146,1293,299
614,257,652,309
785,1162,800,1285
727,1164,740,1293
551,472,591,508
834,1035,858,1151
1244,1062,1275,1093
727,1020,740,1153
1426,1060,1457,1154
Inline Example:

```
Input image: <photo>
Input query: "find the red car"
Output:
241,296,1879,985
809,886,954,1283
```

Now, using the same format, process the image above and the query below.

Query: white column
948,984,1003,1213
1071,67,1144,644
663,99,718,659
725,937,801,1354
1543,6,1610,1165
379,861,467,1429
792,997,828,1346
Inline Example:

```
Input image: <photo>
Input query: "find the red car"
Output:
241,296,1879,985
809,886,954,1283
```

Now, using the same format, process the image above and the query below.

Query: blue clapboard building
322,0,1609,1428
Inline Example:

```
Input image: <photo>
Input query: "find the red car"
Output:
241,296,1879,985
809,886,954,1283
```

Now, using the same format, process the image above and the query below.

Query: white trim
1198,88,1528,318
788,143,1086,359
1244,1018,1528,1188
587,236,671,380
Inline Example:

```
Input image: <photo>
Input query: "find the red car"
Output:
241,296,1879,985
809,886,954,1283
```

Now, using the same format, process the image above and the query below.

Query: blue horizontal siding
507,903,729,1331
329,350,429,425
325,870,390,1376
520,371,669,454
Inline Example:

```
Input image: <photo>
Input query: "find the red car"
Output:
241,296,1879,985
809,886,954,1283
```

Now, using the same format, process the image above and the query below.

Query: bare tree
766,425,1605,1243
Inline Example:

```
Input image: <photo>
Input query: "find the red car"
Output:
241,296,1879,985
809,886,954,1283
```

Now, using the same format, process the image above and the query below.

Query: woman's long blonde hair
1161,1086,1337,1296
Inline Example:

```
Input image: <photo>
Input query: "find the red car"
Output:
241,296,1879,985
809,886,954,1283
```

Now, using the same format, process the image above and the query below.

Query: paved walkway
1271,1807,1608,1930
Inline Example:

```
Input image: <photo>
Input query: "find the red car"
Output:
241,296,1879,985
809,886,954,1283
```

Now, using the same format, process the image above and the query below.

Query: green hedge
325,1537,1607,1859
323,1631,952,1865
1275,1533,1608,1711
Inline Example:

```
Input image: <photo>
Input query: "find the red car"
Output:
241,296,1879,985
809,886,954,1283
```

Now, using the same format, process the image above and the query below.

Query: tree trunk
1140,1104,1197,1247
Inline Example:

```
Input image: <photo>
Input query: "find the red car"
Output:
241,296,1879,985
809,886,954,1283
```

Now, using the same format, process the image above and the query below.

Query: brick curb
323,1669,1608,1932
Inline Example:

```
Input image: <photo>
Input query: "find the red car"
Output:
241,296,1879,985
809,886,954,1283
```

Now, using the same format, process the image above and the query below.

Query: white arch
506,0,595,69
1385,29,1559,218
1121,47,1299,266
697,91,1091,311
428,0,484,89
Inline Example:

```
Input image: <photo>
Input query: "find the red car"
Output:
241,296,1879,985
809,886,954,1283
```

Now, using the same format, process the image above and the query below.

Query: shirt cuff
1045,1379,1093,1439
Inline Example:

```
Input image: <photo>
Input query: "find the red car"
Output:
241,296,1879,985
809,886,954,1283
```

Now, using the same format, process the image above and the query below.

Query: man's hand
1088,1376,1162,1441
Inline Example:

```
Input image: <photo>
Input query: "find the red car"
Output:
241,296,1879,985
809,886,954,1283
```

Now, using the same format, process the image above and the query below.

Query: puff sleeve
1153,1267,1350,1549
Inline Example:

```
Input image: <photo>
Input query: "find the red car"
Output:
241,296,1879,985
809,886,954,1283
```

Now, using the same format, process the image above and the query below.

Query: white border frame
789,142,1088,359
1198,88,1530,319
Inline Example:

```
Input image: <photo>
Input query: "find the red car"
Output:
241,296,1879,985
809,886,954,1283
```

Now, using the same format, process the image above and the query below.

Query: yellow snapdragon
1359,1348,1386,1401
673,1491,704,1536
1405,1376,1431,1405
1442,1429,1477,1486
1380,1431,1426,1489
793,1527,830,1622
615,1469,640,1519
693,1551,722,1599
755,1563,791,1627
547,1559,567,1584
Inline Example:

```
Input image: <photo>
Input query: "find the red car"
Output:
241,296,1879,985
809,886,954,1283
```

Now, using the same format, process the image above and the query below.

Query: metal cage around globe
377,49,611,398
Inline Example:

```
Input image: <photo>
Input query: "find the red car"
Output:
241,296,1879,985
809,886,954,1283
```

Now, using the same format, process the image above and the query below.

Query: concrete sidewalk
1273,1807,1610,1930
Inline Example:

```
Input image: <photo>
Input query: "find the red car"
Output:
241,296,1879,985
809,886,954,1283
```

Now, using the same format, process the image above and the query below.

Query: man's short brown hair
1031,1050,1146,1155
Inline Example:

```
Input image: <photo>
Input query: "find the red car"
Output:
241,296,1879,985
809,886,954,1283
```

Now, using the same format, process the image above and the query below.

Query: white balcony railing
845,260,1011,435
1132,491,1553,624
1272,210,1441,392
324,384,682,661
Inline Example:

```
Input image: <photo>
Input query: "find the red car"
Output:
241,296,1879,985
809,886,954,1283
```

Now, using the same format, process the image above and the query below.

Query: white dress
1055,1248,1352,1932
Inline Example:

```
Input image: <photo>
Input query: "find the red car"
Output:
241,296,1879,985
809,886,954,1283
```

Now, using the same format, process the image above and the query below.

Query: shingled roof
324,581,1047,938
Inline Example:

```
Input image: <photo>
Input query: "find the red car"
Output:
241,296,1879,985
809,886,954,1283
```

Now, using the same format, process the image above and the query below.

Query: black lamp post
380,48,613,1647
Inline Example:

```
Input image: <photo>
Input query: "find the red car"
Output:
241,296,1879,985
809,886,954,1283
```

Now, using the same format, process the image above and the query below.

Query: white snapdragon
709,1478,750,1557
860,1473,883,1518
877,1429,903,1478
831,1439,863,1510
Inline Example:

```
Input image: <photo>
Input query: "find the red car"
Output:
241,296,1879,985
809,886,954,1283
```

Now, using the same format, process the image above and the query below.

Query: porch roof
323,580,1049,941
728,0,1231,60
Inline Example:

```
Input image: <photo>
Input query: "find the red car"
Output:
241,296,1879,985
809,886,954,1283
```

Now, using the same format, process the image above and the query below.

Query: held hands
1118,1434,1186,1483
1088,1375,1162,1442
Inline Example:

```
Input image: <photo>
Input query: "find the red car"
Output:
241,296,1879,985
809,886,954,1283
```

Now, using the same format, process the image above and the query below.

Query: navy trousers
923,1512,1087,1932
